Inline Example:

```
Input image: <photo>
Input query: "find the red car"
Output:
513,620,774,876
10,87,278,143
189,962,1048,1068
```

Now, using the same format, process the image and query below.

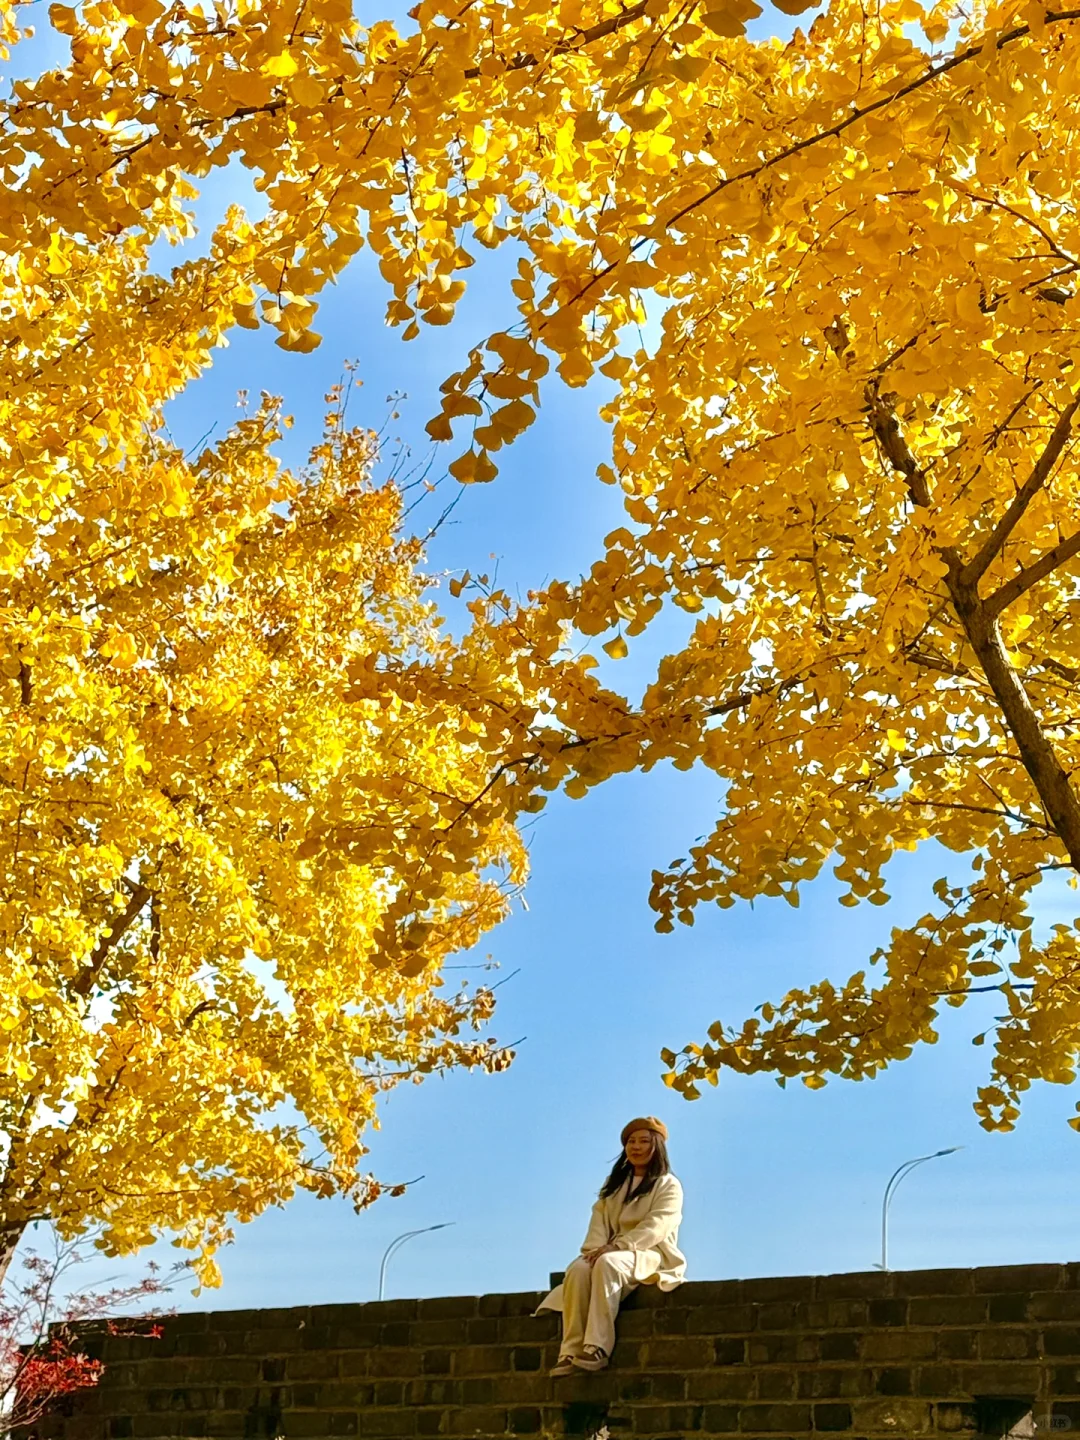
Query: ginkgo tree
10,0,1080,1146
0,334,535,1284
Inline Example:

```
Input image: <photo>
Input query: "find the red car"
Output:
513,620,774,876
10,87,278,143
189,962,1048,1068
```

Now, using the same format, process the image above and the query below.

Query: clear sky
11,6,1080,1310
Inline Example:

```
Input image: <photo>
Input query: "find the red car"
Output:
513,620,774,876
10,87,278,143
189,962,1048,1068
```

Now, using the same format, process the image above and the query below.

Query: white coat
538,1172,686,1313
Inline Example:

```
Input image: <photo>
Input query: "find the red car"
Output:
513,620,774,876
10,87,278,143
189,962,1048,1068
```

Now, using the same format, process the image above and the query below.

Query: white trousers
559,1252,638,1358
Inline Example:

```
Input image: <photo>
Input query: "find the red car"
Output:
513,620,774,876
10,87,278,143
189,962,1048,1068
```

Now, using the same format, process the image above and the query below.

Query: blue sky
162,192,1080,1304
11,4,1080,1309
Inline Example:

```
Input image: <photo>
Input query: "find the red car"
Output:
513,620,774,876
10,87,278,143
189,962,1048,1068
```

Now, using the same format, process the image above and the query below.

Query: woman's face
624,1128,656,1168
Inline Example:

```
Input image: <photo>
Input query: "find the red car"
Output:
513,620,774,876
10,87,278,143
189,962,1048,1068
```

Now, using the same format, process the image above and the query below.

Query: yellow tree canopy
9,0,1080,1144
0,354,531,1281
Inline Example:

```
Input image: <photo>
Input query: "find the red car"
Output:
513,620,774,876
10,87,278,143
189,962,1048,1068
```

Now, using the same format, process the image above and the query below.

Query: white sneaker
572,1349,608,1372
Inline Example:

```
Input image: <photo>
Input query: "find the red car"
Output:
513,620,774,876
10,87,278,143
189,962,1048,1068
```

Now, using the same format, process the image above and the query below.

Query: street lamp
878,1148,963,1272
377,1223,454,1301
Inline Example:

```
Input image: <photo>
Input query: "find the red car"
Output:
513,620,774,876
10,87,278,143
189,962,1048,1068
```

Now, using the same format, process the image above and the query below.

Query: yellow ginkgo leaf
262,51,299,78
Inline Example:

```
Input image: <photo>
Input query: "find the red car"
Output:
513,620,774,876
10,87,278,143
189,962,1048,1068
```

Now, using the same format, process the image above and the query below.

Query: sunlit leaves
0,382,531,1281
7,0,1080,1204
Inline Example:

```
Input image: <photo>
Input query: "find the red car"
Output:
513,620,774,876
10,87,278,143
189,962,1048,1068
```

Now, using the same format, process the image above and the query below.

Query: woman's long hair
599,1133,670,1200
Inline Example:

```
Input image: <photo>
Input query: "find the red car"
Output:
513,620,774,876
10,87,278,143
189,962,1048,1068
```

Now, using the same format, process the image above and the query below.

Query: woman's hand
583,1243,615,1267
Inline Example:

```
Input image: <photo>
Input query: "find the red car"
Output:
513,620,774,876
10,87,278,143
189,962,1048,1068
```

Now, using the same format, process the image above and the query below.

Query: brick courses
37,1264,1080,1439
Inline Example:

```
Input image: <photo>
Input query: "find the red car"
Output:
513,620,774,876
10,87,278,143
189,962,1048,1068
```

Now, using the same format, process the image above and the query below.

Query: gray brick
972,1264,1063,1294
373,1384,405,1408
815,1272,889,1301
412,1322,463,1348
57,1265,1070,1440
737,1402,811,1431
978,1329,1037,1360
908,1297,986,1327
873,1367,912,1396
1045,1330,1080,1357
911,1366,962,1397
757,1369,795,1400
684,1306,756,1335
813,1402,852,1431
379,1326,413,1349
757,1302,799,1331
748,1335,815,1366
417,1297,478,1322
1031,1292,1080,1321
798,1301,867,1330
240,1329,304,1356
206,1311,263,1331
859,1331,936,1362
643,1337,714,1369
938,1331,978,1361
893,1270,974,1298
680,1281,742,1306
359,1302,418,1323
851,1398,930,1433
685,1369,756,1401
488,1376,546,1406
286,1355,341,1383
355,1411,413,1437
630,1404,701,1432
933,1401,978,1434
713,1338,746,1366
959,1364,1041,1394
507,1408,541,1434
700,1403,739,1432
489,1317,549,1345
646,1373,687,1402
616,1309,653,1338
325,1326,382,1350
743,1276,816,1304
988,1294,1029,1324
366,1351,422,1380
453,1347,511,1376
508,1349,541,1373
446,1407,506,1436
868,1299,908,1328
819,1333,859,1363
796,1368,875,1400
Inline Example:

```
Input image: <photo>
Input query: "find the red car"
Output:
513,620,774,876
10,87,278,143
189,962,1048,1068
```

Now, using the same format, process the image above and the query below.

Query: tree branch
903,646,977,681
72,884,152,998
868,394,1080,872
984,527,1080,617
560,8,1080,315
961,392,1080,586
463,0,649,79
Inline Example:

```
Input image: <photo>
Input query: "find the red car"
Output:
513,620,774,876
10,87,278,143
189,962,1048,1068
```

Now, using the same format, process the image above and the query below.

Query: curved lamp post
879,1148,962,1272
378,1223,454,1301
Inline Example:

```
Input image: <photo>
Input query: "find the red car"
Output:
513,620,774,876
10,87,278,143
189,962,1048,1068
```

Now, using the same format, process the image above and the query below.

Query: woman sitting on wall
537,1116,686,1375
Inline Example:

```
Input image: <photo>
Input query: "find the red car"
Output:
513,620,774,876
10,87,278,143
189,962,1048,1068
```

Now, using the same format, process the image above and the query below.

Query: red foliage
2,1235,183,1437
16,1338,104,1409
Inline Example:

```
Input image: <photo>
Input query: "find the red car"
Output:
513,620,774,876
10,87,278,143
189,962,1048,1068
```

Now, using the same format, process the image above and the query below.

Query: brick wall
41,1264,1080,1440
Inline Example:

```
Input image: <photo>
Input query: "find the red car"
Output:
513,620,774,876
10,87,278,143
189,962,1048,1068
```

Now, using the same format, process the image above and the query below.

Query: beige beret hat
620,1115,668,1145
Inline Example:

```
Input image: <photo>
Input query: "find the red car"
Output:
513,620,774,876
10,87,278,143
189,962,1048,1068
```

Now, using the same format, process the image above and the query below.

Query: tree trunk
947,564,1080,871
870,393,1080,876
0,1220,27,1289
